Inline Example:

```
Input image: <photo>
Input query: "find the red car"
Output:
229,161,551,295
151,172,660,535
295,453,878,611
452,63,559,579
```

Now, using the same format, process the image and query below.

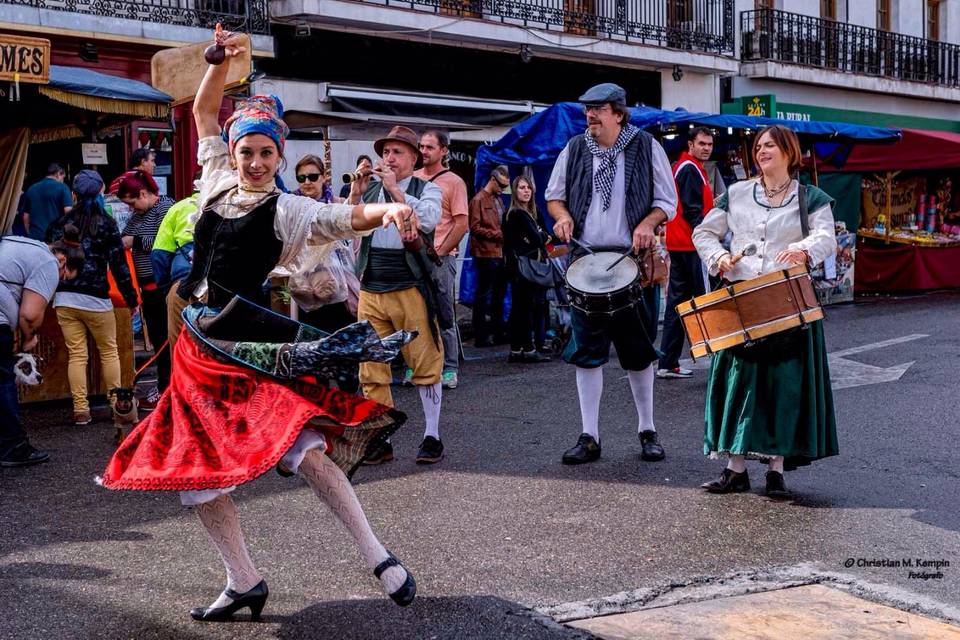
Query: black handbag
516,255,556,287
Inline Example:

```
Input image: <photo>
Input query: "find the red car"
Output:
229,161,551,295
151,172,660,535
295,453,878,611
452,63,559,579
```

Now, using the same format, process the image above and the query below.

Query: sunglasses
296,173,322,183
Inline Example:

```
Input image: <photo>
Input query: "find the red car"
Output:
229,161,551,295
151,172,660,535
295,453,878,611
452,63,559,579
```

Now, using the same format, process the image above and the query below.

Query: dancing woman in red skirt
99,28,422,621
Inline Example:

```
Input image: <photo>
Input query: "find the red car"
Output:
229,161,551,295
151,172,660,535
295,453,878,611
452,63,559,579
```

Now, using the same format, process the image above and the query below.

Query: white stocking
726,455,747,473
575,366,603,442
298,449,408,594
626,364,656,433
419,382,442,440
195,495,262,609
769,456,785,473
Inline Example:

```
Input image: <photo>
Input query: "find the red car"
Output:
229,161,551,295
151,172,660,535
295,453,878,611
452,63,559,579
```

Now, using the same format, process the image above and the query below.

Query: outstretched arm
193,25,246,138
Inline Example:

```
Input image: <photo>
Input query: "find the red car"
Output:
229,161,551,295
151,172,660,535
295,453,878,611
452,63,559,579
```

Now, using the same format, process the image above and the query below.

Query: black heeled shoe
190,579,269,622
701,468,750,494
375,552,417,607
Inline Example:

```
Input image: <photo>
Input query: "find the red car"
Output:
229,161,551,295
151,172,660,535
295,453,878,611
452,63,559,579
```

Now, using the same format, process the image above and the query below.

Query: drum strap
798,184,810,238
726,284,753,344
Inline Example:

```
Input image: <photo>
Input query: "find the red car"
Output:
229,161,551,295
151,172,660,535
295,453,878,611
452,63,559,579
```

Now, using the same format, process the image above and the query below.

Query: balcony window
927,0,940,41
820,0,836,21
755,0,774,9
877,0,890,32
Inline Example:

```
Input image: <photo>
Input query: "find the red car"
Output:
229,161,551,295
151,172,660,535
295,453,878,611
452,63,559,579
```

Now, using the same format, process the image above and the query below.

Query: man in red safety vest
658,126,715,379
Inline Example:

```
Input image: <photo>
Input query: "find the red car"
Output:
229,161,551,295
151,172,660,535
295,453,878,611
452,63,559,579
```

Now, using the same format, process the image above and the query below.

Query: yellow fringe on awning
38,86,169,119
30,124,84,144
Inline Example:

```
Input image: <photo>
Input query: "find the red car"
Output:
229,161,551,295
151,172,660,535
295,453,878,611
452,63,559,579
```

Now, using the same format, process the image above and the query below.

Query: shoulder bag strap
797,183,810,239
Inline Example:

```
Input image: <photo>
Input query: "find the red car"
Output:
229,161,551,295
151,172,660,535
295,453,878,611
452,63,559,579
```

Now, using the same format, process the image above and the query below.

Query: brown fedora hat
374,125,424,169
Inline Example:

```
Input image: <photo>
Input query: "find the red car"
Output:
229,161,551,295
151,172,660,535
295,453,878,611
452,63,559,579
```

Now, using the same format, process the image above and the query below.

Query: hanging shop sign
861,176,925,230
81,143,108,165
0,34,50,84
742,94,776,118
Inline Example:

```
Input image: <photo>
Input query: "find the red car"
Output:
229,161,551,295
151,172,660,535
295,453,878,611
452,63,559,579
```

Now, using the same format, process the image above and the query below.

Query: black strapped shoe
190,579,268,622
765,471,792,500
561,434,601,465
701,468,750,493
638,430,665,461
375,552,417,607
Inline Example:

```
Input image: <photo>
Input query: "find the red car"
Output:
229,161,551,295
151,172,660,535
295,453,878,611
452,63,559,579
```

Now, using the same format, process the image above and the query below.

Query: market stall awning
668,111,901,142
39,66,172,119
820,128,960,172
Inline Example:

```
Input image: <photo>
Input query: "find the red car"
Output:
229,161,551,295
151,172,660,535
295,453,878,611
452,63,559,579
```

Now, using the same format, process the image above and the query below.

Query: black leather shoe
0,444,50,468
375,551,417,607
638,430,665,461
190,579,268,622
701,468,750,493
415,436,443,464
561,434,601,465
765,471,792,500
363,441,394,466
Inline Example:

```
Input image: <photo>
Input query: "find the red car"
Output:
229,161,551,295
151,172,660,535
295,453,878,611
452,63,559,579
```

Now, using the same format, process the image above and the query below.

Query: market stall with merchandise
820,128,960,293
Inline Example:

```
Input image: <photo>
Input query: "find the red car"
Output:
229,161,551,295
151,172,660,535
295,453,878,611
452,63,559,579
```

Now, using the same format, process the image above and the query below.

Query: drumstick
604,247,635,272
730,243,758,265
569,237,595,255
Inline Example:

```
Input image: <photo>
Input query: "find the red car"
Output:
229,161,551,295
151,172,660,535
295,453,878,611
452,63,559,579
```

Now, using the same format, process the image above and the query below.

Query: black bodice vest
178,193,283,308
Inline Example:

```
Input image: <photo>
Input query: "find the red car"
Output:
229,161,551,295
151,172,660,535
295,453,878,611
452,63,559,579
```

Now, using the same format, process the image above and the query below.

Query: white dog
14,353,42,386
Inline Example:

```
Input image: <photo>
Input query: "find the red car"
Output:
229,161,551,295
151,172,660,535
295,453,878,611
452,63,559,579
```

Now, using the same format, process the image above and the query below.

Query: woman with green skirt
691,125,839,499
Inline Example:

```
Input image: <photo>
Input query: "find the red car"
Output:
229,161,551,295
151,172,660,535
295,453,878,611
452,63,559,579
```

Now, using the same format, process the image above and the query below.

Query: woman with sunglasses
293,154,362,392
293,154,336,203
100,27,421,623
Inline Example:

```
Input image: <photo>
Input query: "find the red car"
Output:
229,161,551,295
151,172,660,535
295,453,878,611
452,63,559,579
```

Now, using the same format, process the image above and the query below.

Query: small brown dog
109,387,139,445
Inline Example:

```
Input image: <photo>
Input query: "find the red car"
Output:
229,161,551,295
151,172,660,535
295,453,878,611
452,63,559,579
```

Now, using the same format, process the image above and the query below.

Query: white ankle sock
769,456,785,474
575,367,603,442
195,495,262,609
726,455,747,473
626,365,656,433
299,450,408,595
419,382,442,440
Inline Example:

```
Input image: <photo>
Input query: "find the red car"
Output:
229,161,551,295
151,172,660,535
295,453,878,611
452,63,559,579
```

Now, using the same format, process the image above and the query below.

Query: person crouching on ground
0,228,84,467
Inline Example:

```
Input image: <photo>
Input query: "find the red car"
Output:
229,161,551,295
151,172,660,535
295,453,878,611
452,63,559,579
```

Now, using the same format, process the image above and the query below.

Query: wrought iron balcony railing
742,8,960,88
1,0,270,35
364,0,734,55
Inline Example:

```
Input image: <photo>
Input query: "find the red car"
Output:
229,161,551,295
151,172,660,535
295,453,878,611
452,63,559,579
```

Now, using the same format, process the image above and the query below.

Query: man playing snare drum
545,83,677,465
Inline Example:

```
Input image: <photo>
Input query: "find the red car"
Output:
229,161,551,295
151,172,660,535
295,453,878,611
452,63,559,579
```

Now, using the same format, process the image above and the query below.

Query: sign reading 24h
0,34,51,84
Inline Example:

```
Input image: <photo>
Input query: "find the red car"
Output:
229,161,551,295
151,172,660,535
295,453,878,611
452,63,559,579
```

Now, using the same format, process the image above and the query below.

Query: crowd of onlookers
8,132,558,436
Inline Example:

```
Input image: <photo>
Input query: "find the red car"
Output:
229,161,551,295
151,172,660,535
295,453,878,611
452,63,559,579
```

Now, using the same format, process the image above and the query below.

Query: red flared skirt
99,332,402,491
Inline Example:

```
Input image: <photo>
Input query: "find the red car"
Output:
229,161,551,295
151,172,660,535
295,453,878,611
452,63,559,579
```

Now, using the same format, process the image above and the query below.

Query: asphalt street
2,291,959,639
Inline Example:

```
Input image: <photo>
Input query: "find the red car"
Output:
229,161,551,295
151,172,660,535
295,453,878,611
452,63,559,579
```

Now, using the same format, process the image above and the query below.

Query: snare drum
564,251,642,315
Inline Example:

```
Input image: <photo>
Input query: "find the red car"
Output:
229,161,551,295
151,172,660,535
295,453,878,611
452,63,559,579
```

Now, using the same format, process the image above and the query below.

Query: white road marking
674,334,927,390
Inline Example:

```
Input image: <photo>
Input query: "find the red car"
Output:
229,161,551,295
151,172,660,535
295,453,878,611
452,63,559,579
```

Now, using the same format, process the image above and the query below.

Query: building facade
729,0,960,131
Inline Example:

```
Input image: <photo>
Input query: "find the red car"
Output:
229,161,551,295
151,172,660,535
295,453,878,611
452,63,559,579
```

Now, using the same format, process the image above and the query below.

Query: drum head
565,251,639,294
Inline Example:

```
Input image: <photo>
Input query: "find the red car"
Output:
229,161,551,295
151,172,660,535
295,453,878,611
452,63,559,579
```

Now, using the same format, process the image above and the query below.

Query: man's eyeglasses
296,173,322,183
584,104,611,114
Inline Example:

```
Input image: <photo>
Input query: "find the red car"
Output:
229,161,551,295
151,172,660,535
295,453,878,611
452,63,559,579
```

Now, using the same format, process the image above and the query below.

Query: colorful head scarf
223,94,289,154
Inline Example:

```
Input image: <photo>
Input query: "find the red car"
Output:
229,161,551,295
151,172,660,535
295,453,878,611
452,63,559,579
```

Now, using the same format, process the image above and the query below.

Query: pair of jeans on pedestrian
140,287,171,391
56,307,122,415
508,275,548,353
472,257,507,343
659,250,709,370
435,255,459,373
0,326,30,459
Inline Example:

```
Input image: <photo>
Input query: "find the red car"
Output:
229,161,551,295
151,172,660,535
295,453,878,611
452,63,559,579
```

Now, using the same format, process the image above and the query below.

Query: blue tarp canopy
475,102,901,191
39,65,172,118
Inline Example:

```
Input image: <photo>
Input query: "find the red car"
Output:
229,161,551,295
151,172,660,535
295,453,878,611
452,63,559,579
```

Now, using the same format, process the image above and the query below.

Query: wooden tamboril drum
677,265,823,359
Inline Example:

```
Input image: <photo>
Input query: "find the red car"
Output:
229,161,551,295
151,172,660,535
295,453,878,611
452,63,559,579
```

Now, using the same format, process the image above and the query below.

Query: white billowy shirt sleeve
649,138,678,221
406,180,442,234
544,145,571,203
788,203,837,267
691,193,731,276
196,136,237,210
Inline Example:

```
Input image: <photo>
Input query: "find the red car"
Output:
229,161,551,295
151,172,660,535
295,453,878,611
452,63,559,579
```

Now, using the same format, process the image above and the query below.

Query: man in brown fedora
347,126,446,465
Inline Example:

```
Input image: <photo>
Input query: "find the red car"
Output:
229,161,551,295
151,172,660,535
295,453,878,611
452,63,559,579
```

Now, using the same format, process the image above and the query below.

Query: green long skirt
703,321,838,471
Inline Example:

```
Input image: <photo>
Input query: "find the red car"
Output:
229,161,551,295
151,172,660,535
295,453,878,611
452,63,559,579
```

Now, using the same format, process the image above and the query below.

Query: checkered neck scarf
584,123,639,212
